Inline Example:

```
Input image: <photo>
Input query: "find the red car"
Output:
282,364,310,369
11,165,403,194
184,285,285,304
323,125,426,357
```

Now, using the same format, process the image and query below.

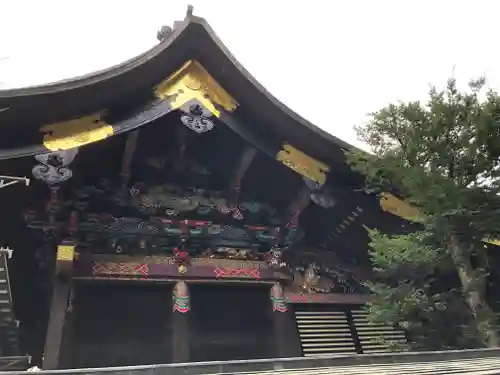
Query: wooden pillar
43,244,75,370
58,285,76,369
172,281,190,362
270,283,302,358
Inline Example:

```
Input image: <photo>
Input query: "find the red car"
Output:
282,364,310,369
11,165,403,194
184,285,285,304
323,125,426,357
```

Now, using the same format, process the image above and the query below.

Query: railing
4,349,500,375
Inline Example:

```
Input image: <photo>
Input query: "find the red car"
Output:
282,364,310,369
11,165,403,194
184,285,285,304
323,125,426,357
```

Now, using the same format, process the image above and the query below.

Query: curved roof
0,11,356,165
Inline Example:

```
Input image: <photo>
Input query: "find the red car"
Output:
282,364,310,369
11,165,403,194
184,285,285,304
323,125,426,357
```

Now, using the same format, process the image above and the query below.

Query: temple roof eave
0,14,355,166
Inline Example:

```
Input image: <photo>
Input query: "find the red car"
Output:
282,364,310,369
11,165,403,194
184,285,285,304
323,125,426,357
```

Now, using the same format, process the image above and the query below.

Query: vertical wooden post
58,285,76,369
172,281,190,362
345,308,363,354
43,244,75,370
270,283,302,358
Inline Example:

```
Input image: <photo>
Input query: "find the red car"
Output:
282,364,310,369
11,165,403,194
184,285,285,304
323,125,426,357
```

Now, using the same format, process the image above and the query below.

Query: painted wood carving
270,283,288,312
32,149,79,185
172,281,190,313
287,254,368,295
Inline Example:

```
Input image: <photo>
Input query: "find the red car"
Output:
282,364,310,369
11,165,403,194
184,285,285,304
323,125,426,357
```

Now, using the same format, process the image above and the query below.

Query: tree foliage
348,78,500,348
366,229,480,350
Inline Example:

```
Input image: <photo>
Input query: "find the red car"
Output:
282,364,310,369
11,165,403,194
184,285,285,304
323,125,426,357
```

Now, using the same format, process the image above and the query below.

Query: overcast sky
1,0,499,149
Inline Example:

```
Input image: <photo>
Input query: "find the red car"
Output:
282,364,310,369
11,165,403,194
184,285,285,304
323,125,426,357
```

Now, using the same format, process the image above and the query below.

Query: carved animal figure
293,264,335,293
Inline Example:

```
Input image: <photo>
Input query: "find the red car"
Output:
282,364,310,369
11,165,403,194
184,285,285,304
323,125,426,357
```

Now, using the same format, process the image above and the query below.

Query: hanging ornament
270,282,288,312
179,100,214,133
32,149,79,185
172,281,190,313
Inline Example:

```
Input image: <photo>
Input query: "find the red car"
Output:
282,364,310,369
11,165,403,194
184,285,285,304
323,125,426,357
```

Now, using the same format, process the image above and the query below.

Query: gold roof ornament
484,238,500,247
380,192,500,247
379,192,422,222
276,143,329,185
155,60,238,118
41,114,113,151
56,244,76,277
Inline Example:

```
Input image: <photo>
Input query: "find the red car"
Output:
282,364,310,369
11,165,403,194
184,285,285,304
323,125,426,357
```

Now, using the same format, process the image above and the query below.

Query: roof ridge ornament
186,5,194,19
157,26,173,42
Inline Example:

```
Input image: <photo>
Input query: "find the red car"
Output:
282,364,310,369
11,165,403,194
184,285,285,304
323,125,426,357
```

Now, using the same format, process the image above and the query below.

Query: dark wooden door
65,283,172,368
189,284,274,362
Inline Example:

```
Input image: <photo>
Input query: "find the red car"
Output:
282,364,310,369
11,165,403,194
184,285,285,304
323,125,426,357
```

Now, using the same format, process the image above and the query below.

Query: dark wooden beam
43,244,75,370
58,285,75,369
120,130,140,187
174,125,188,173
229,147,257,202
43,278,70,370
284,185,311,228
270,283,302,358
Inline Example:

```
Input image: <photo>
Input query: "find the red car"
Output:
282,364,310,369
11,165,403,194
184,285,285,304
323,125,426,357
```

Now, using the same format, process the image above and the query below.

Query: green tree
365,229,481,349
348,78,500,347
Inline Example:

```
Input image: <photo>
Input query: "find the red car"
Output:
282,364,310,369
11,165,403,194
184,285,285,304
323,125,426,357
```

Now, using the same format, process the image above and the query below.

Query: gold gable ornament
379,192,422,222
380,193,500,247
41,114,113,151
155,60,238,118
276,144,329,185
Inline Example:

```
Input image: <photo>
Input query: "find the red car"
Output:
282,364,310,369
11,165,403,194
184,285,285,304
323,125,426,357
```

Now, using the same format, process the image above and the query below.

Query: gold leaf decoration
276,143,329,185
379,193,500,247
41,114,113,151
56,245,75,261
155,60,238,117
56,244,75,277
379,193,422,222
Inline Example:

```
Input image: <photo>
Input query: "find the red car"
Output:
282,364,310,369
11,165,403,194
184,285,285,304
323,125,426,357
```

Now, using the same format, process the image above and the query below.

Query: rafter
174,125,188,173
284,185,311,228
120,130,140,187
228,147,257,202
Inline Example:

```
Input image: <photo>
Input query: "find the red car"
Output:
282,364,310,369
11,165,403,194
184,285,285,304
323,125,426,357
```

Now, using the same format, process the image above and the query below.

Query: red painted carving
92,262,149,277
214,267,260,279
173,247,191,265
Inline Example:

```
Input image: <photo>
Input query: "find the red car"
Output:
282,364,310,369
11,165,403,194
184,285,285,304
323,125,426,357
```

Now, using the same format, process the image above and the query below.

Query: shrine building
0,7,412,370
